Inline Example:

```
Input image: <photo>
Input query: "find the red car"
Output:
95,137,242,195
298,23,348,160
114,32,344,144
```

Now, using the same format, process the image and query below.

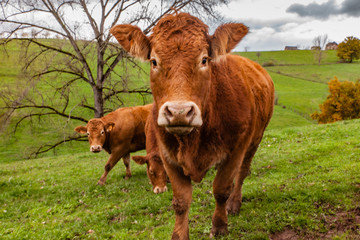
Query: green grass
1,120,360,239
271,72,328,119
237,50,341,65
267,63,360,84
267,105,312,129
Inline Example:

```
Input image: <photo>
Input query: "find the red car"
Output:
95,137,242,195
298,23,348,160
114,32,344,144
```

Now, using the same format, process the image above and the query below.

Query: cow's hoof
171,231,189,240
124,174,132,180
97,180,105,185
210,226,228,238
226,199,242,215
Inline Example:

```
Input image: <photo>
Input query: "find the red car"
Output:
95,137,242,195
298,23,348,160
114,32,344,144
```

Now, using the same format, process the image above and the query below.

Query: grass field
1,119,359,239
237,50,340,65
1,41,360,239
267,63,360,84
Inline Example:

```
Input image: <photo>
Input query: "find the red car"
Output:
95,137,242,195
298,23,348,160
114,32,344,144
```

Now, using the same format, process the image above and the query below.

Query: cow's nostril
164,106,173,118
186,106,194,118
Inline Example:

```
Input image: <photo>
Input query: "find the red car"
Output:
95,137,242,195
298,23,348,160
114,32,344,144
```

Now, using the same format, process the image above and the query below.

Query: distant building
284,46,298,50
311,46,321,50
325,42,338,50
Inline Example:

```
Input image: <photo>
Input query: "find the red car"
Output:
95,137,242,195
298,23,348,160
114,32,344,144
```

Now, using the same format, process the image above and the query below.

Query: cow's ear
210,23,248,59
105,122,115,132
74,126,87,134
132,156,148,165
110,24,150,61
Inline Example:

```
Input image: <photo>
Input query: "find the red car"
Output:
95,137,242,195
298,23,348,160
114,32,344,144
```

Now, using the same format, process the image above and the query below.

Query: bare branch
0,0,227,158
7,104,88,123
1,19,67,38
30,134,87,158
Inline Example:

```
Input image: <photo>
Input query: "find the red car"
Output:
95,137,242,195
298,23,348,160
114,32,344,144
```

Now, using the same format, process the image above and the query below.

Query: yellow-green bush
311,77,360,123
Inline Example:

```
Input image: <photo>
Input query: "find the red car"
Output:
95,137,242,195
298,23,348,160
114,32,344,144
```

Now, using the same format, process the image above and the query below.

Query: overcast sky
216,0,360,51
2,0,359,52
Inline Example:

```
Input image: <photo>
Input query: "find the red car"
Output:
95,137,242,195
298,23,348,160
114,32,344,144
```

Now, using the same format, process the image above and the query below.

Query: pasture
1,120,360,239
1,43,360,239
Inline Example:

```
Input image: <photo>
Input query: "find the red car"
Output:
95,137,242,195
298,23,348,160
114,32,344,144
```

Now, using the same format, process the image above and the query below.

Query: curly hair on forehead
151,12,209,40
149,12,211,62
88,119,104,130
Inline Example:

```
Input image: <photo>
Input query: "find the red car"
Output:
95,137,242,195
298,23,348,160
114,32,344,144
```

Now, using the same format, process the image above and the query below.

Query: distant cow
111,12,274,239
132,111,168,194
75,104,154,186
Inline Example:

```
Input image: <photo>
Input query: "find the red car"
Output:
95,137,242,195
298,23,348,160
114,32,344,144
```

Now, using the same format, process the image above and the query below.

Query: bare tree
0,0,228,157
256,52,261,62
312,34,328,65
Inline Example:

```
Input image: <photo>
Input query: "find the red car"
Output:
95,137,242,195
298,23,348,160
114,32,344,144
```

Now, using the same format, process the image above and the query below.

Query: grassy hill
1,41,360,238
3,45,355,161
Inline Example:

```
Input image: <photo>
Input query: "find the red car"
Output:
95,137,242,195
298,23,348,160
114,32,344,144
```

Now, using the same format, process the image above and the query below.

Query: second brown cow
75,104,166,193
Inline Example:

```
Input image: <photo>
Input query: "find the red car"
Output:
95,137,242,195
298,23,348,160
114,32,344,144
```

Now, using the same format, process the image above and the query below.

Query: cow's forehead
150,13,209,58
87,119,104,131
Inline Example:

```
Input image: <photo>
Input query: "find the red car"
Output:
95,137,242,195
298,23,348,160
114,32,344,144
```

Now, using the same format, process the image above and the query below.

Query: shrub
337,36,360,63
311,77,360,123
262,61,275,67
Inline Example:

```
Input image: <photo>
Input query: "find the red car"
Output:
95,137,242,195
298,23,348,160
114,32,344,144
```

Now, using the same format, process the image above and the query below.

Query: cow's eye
151,59,157,67
87,132,90,137
201,57,207,65
101,130,104,135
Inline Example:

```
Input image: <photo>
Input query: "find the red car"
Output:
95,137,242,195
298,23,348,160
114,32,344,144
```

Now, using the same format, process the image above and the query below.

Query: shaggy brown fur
111,13,274,239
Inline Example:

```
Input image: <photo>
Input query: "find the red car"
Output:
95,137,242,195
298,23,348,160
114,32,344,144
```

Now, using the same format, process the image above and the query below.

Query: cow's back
211,55,274,145
130,104,153,151
103,104,152,152
230,55,273,129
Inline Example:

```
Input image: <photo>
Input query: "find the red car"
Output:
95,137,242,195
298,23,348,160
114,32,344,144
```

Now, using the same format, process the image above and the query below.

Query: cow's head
111,13,248,135
75,119,115,153
132,154,168,194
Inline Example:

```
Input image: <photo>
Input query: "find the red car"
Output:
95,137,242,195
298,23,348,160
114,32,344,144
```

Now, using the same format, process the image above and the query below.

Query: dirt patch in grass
270,228,298,240
270,208,360,239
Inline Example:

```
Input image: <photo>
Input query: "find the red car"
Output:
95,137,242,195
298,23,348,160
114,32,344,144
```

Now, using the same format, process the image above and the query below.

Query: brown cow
74,104,158,186
111,12,274,239
132,110,168,194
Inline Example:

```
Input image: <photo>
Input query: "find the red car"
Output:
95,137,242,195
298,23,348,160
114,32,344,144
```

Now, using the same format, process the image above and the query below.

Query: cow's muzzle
153,185,168,194
158,101,202,135
90,145,102,153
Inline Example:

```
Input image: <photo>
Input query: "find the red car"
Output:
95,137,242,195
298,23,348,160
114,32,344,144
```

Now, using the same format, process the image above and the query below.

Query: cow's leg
97,148,127,185
122,153,132,180
210,148,246,237
163,159,192,240
227,143,259,215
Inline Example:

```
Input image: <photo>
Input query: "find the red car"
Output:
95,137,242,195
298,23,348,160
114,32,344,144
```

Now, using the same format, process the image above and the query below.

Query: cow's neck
161,106,227,183
102,131,111,154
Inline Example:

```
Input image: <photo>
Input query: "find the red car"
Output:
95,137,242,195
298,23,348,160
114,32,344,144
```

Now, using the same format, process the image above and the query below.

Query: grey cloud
339,0,360,17
286,0,360,19
219,15,308,33
286,0,338,19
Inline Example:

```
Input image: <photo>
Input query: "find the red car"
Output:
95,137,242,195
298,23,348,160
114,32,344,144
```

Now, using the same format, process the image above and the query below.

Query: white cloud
216,0,359,51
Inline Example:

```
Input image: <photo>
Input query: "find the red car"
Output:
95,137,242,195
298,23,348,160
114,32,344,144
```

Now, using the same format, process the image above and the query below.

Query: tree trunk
93,86,104,118
94,40,105,118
